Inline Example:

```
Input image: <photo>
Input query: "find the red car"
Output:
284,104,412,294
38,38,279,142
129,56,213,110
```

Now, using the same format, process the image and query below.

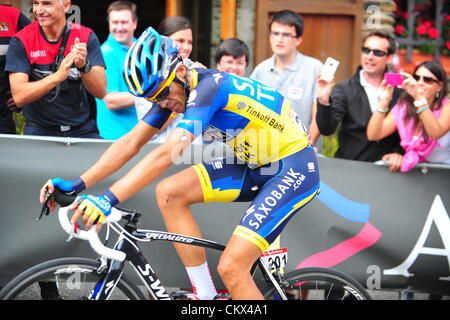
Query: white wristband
413,98,428,108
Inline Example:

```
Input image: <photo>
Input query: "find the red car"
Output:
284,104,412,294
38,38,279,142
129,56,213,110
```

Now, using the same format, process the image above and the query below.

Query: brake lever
37,195,53,221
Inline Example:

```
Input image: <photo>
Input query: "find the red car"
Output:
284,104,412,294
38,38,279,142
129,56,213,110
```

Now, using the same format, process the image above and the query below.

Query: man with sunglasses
41,27,320,300
316,30,404,171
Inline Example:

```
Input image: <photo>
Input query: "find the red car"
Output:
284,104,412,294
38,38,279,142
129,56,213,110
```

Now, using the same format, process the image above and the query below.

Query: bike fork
89,258,125,300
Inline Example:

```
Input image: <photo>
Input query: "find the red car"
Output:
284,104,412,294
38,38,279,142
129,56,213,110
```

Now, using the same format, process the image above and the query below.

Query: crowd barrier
0,135,449,295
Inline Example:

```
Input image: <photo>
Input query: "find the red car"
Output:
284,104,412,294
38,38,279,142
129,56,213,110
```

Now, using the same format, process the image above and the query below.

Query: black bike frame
89,222,230,300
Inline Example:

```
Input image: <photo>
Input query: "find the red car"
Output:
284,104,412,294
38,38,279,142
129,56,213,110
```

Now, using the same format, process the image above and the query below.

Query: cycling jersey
142,68,319,251
142,68,310,168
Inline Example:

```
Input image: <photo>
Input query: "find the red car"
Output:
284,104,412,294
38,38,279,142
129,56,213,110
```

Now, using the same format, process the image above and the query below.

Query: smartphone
385,72,403,86
321,57,340,82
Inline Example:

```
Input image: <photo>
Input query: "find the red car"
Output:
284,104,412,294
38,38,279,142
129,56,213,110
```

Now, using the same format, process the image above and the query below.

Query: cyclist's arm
107,127,195,202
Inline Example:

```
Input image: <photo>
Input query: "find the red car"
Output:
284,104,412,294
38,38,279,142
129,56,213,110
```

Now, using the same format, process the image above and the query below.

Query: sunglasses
412,74,440,84
148,73,186,102
151,86,171,102
361,46,388,57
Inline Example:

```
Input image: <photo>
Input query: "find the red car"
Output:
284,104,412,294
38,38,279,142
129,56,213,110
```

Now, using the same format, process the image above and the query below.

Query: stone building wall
210,0,256,74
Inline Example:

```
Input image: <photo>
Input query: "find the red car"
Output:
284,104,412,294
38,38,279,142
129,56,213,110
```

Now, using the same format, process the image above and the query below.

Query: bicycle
0,188,372,300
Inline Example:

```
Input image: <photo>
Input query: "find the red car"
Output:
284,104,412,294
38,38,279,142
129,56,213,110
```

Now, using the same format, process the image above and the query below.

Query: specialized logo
213,73,223,85
187,89,197,107
0,22,9,31
145,232,195,243
105,281,115,295
243,169,306,230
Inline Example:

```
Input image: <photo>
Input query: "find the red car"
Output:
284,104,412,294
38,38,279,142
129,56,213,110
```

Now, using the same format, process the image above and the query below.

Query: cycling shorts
193,146,320,252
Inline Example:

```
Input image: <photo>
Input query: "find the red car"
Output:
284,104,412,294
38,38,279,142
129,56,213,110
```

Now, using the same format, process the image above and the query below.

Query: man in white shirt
250,10,322,148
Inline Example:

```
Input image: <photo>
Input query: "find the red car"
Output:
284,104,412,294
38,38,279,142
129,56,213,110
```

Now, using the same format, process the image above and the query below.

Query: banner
0,135,449,295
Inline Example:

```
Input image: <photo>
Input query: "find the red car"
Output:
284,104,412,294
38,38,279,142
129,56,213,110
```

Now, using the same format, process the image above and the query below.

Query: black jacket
316,67,403,162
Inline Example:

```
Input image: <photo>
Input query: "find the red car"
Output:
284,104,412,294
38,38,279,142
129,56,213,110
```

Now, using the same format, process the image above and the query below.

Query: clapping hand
71,37,88,69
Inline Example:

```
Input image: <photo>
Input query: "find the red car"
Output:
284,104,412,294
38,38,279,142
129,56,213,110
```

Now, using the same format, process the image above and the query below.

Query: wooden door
254,0,364,82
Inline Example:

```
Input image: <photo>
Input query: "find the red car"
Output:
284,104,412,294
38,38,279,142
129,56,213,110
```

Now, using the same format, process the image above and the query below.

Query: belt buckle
60,125,71,132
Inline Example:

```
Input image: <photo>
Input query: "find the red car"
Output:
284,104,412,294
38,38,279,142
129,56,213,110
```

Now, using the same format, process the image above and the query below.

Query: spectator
316,30,404,171
135,16,203,143
367,61,450,171
6,0,106,138
96,1,138,140
215,38,249,77
250,9,322,148
0,5,31,134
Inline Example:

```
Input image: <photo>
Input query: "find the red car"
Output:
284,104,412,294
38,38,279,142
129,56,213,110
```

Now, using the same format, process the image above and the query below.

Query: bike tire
0,257,146,300
261,267,372,300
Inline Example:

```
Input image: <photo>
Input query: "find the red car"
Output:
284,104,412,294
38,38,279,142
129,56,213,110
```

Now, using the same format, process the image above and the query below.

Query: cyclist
40,27,320,300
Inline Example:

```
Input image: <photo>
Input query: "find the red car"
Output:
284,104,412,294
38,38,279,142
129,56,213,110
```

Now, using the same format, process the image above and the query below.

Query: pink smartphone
385,72,403,86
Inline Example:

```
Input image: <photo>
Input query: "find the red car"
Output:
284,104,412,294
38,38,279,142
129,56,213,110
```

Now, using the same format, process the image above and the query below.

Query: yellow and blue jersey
143,68,310,168
142,69,320,252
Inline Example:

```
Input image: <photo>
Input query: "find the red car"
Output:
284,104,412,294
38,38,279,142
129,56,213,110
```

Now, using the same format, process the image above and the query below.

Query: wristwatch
413,98,428,108
77,60,92,73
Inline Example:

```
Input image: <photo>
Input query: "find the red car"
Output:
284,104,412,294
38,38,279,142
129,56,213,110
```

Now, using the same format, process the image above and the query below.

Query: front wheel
0,257,146,300
261,267,372,300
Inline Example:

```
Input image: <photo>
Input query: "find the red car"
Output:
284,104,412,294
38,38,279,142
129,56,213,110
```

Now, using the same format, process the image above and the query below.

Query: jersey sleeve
5,37,30,75
87,32,105,68
176,72,225,137
17,13,32,30
141,100,172,129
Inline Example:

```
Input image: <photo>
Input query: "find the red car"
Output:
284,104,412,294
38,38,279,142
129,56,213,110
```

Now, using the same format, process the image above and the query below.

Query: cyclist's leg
156,157,249,299
155,166,206,267
219,147,320,299
218,234,265,300
156,156,251,265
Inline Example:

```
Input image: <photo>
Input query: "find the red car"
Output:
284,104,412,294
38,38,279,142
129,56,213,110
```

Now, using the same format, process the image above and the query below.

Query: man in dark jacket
316,30,404,171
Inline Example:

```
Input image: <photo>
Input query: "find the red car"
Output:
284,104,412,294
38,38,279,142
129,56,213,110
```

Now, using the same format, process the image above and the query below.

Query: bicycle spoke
261,268,371,300
325,283,334,300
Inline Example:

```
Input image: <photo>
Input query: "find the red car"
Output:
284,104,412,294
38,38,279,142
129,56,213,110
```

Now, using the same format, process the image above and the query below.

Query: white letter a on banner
384,195,450,281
